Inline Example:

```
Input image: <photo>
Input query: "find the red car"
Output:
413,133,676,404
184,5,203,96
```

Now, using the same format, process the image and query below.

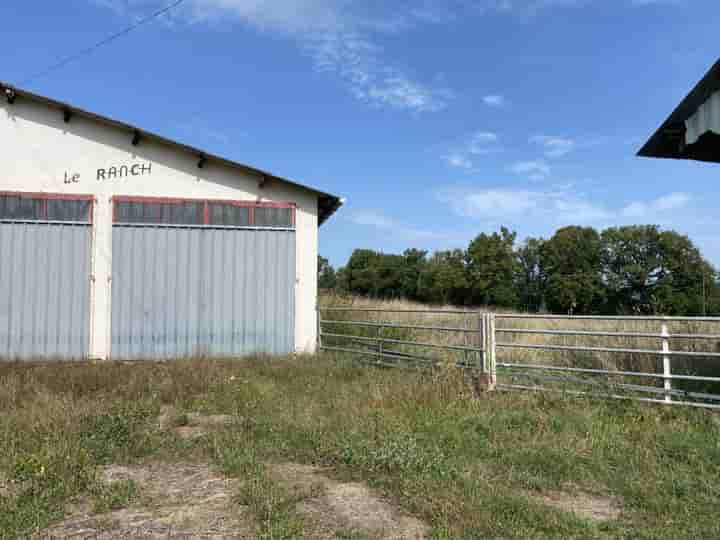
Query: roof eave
0,81,343,224
637,58,720,162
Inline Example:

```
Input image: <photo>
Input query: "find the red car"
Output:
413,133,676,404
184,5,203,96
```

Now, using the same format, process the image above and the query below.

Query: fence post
317,307,322,353
377,321,384,362
661,321,672,403
478,311,486,372
475,313,496,392
489,313,497,391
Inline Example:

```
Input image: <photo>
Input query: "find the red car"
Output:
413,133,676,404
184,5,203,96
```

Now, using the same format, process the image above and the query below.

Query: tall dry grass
319,293,720,401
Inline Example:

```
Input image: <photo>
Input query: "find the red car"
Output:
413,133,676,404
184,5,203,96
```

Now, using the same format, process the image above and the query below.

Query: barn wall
0,99,319,358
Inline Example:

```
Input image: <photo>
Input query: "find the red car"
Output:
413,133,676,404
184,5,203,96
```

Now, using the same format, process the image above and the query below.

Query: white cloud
96,0,454,113
437,186,612,225
510,159,551,180
94,0,678,111
308,32,453,112
442,154,474,170
468,131,499,153
482,94,505,107
530,135,576,158
350,209,453,241
622,192,691,218
442,130,500,170
437,186,693,229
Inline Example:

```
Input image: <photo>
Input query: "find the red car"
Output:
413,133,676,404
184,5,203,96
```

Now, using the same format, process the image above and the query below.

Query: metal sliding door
0,193,93,360
110,197,296,359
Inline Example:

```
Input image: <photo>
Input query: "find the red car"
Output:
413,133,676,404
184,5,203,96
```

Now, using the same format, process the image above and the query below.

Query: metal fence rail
318,307,720,409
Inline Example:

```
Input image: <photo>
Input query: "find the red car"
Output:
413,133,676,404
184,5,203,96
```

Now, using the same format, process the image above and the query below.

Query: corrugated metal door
110,197,296,359
0,194,93,360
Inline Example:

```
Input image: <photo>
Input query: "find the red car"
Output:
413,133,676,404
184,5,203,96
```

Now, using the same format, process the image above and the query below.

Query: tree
516,237,545,312
345,249,380,296
375,253,406,298
466,227,519,307
541,226,604,314
654,230,718,315
399,248,428,300
602,226,664,314
417,250,471,305
601,226,719,315
317,255,337,290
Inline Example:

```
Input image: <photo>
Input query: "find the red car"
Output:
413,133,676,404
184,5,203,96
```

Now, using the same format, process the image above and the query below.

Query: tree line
318,225,720,316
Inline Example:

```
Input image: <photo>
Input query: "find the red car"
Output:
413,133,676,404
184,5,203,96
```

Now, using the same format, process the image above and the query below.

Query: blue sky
2,0,719,268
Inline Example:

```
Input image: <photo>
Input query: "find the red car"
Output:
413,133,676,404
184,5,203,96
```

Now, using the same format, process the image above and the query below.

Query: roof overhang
0,81,343,224
637,59,720,163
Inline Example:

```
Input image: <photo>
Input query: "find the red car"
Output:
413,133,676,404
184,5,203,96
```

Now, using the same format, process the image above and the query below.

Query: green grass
1,355,719,538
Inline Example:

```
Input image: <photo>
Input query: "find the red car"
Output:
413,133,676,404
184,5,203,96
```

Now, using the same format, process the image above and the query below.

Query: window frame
0,191,95,224
112,195,297,229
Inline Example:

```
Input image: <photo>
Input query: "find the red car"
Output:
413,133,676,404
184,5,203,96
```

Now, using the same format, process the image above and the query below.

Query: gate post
661,321,672,403
489,313,497,390
316,306,322,353
475,313,496,392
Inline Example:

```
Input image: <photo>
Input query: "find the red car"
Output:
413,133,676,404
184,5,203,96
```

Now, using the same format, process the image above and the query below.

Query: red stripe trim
0,191,95,223
111,195,297,226
111,195,296,208
0,191,95,201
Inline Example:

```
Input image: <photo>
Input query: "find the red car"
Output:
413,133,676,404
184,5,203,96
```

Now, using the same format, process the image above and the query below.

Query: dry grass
319,294,720,401
1,355,719,538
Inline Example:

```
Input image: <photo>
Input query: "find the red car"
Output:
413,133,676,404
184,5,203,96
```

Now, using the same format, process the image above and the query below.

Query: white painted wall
1,99,319,358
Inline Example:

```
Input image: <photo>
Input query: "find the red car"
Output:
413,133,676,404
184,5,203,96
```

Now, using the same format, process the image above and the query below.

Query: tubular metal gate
318,307,720,410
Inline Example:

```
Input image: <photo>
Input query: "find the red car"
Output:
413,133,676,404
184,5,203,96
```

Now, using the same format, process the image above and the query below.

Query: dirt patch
271,463,428,540
43,462,255,539
531,487,622,522
157,407,234,440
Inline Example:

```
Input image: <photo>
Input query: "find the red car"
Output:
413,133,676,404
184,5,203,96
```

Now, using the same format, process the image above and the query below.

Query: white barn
0,82,342,361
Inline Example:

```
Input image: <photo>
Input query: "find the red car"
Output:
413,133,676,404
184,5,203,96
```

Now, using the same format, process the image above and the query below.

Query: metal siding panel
111,226,296,359
0,222,91,360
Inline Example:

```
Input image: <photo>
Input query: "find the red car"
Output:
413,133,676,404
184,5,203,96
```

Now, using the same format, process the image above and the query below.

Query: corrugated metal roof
0,81,344,224
637,59,720,163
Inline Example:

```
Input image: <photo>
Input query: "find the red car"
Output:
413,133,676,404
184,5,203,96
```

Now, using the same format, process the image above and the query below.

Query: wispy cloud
482,94,505,107
530,135,576,158
437,186,612,225
622,192,692,218
350,209,456,241
442,154,474,170
509,159,551,181
437,186,693,228
442,131,501,170
308,32,453,112
96,0,455,113
94,1,675,112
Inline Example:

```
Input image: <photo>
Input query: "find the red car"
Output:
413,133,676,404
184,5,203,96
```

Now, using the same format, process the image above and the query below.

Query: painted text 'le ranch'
97,162,152,181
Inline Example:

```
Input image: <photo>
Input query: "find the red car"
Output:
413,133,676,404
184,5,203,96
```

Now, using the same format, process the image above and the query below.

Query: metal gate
110,197,296,359
0,193,93,360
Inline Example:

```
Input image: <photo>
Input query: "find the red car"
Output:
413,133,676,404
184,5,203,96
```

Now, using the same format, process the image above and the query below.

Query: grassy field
318,294,720,399
1,354,719,539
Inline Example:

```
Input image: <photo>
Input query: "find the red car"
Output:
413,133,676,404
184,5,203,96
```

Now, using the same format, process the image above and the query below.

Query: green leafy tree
375,253,406,298
466,227,519,307
516,237,545,312
317,255,337,290
602,226,718,315
345,249,380,296
541,226,604,314
654,230,718,315
399,248,428,300
418,250,471,305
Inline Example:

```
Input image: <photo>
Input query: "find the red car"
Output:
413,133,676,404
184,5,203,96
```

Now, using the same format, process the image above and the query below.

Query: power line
19,0,187,85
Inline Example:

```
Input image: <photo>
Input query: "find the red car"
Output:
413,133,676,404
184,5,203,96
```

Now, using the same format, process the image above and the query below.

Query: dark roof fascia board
637,59,720,161
0,81,343,224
